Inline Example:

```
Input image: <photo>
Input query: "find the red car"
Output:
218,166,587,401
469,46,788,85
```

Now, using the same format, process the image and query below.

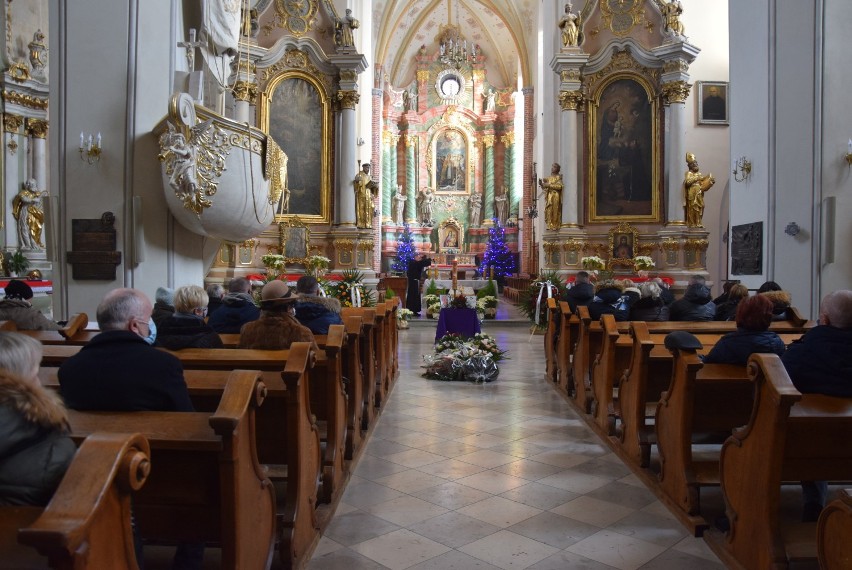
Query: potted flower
581,255,611,280
6,250,30,277
478,295,498,318
425,297,441,318
305,255,331,278
261,253,285,279
397,308,414,329
633,255,655,277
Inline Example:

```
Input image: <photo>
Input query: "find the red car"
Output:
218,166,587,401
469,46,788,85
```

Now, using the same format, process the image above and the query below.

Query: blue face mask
143,317,157,345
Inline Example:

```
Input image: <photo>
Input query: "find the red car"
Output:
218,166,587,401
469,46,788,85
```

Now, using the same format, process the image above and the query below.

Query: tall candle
79,132,84,148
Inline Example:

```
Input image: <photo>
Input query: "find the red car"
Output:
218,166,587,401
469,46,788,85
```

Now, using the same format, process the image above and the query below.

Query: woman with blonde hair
155,284,223,349
0,331,75,505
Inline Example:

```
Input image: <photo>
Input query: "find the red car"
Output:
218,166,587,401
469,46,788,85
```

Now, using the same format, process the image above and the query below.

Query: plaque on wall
731,222,762,275
66,212,122,280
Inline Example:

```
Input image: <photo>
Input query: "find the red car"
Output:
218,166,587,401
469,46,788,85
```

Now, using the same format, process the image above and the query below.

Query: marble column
482,134,495,222
232,59,257,124
501,132,514,223
26,119,48,190
404,133,417,222
3,114,22,246
558,91,583,226
662,80,690,225
381,130,393,223
336,90,360,226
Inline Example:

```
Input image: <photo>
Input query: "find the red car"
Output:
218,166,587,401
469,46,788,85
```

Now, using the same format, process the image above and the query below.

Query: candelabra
79,132,102,165
439,32,477,69
732,156,751,182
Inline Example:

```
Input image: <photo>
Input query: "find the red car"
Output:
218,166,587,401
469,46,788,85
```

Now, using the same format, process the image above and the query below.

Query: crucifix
177,28,203,71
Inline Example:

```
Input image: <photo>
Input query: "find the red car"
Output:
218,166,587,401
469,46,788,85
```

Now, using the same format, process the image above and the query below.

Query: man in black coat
208,277,260,334
669,276,715,321
563,271,595,312
406,253,432,315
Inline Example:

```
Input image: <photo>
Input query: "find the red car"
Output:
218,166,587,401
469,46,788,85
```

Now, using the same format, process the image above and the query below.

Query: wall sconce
732,156,752,182
356,137,365,146
79,131,102,164
845,139,852,167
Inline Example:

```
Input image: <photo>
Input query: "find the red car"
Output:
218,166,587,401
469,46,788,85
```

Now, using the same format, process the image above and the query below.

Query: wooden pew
818,488,852,569
544,298,559,384
340,307,378,429
0,320,17,330
556,301,579,396
0,432,150,570
65,370,277,570
341,316,365,458
385,300,399,381
14,313,96,345
704,354,852,569
570,306,595,413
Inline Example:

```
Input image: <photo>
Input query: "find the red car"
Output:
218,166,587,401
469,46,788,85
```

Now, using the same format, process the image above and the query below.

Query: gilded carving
684,238,709,252
8,62,29,82
339,69,357,83
637,242,659,256
416,70,430,83
662,59,690,74
382,130,395,146
560,69,580,82
232,80,257,103
262,0,318,37
481,134,495,148
582,49,660,95
25,118,47,139
562,239,583,253
583,242,608,257
334,239,355,253
356,241,374,252
500,132,515,147
661,80,691,104
236,59,256,75
7,137,17,155
2,90,48,110
265,139,288,208
471,70,485,82
3,113,23,132
662,239,680,252
403,133,417,147
559,90,584,111
259,49,331,94
542,241,559,254
336,90,360,109
599,0,647,37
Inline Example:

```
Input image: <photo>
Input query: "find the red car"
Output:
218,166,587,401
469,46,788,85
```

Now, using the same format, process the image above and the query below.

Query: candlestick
79,132,84,148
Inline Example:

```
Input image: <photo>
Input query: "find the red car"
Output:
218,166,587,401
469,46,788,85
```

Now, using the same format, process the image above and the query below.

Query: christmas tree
481,219,516,279
391,223,415,273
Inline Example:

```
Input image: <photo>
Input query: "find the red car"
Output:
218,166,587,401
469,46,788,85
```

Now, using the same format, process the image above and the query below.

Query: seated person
0,331,75,506
563,271,595,313
758,280,792,320
151,286,175,329
294,275,343,334
208,277,260,334
669,276,715,321
239,281,317,350
156,284,223,350
630,280,670,321
703,294,785,364
0,279,60,330
714,283,749,321
206,283,225,315
587,280,640,322
782,289,852,521
652,277,675,306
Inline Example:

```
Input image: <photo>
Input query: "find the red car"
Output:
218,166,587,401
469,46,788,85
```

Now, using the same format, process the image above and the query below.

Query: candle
96,133,101,148
848,139,851,155
79,132,84,149
87,135,93,150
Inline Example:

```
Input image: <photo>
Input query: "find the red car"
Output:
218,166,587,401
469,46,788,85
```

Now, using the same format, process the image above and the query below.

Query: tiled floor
307,312,726,570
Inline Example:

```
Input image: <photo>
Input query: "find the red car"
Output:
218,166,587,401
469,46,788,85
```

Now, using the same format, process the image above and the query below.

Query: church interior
2,0,852,568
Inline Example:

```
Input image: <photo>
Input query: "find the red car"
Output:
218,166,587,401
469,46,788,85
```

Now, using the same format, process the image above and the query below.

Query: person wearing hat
151,286,175,330
0,279,60,330
238,280,317,350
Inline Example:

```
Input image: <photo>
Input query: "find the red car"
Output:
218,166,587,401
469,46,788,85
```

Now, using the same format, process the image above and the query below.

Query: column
558,90,583,226
381,130,393,222
232,59,257,124
336,90,360,226
501,132,514,223
404,133,417,222
662,80,690,225
482,134,495,222
26,119,48,190
4,115,22,245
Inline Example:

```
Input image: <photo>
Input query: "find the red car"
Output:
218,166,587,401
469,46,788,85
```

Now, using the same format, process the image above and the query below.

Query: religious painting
260,72,331,223
279,217,310,266
588,75,660,223
731,222,763,275
608,221,639,269
697,81,729,125
437,217,464,253
431,128,468,194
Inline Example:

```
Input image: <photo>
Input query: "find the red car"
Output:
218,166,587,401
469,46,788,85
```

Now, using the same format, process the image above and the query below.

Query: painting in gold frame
259,71,331,223
428,127,471,195
608,221,639,269
587,75,660,223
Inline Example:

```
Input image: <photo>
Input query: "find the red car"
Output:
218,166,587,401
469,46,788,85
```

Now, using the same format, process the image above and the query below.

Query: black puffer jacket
0,371,76,506
294,296,343,335
588,287,639,322
669,284,716,321
563,282,595,313
156,312,223,350
630,296,670,322
703,329,785,365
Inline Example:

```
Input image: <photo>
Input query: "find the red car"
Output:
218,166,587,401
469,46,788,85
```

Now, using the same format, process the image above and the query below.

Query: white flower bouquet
581,256,606,271
261,253,285,271
397,308,414,322
305,255,331,277
633,256,655,271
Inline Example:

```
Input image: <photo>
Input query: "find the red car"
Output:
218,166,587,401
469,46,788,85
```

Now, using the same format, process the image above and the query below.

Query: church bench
0,432,150,570
384,300,400,381
15,313,96,345
556,301,580,396
340,315,365,458
0,320,16,330
704,354,852,570
818,488,852,569
65,370,277,570
544,298,559,384
340,307,379,428
570,306,595,413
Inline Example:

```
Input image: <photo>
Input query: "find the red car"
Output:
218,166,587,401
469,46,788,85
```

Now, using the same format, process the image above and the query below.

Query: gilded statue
558,3,580,48
684,153,715,228
539,163,563,230
663,1,685,37
354,162,379,228
13,179,46,250
335,9,360,48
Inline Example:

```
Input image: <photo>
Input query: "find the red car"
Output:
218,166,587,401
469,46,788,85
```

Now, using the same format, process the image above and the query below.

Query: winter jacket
294,296,343,335
0,299,60,331
0,371,76,506
207,293,260,333
59,330,193,412
156,312,223,350
714,298,742,321
588,287,639,322
239,312,318,351
563,282,595,313
207,296,225,316
669,284,716,321
151,300,175,330
703,329,785,365
630,296,670,322
760,290,792,321
782,326,852,397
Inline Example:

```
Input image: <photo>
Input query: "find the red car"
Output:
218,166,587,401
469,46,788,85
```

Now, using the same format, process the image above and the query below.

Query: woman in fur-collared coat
239,280,318,351
0,332,75,506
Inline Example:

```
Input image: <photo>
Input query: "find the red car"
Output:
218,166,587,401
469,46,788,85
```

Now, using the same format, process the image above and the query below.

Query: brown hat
260,280,296,306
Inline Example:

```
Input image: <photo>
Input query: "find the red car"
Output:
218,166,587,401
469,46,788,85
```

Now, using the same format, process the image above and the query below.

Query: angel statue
13,179,46,250
157,120,215,214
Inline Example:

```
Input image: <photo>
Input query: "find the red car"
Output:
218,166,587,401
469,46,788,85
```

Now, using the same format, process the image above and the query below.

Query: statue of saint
418,187,435,226
558,3,580,47
494,188,508,226
484,88,496,113
353,162,379,228
663,0,685,37
335,9,360,48
539,163,564,230
683,153,715,228
392,185,407,225
468,192,483,227
13,179,46,250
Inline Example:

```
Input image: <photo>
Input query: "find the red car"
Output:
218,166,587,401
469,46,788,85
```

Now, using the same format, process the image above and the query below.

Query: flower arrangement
633,256,655,271
397,308,414,322
479,295,498,309
327,269,375,308
470,333,508,362
448,294,472,309
423,333,507,382
261,253,286,278
518,271,567,329
305,255,331,277
581,256,606,271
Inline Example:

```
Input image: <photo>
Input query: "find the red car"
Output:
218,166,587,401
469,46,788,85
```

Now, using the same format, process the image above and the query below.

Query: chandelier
439,29,476,69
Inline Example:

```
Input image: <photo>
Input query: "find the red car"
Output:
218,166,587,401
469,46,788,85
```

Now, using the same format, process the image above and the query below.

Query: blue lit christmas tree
481,219,516,279
391,223,415,273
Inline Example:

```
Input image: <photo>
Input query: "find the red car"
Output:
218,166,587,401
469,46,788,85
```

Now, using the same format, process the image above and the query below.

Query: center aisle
307,324,724,569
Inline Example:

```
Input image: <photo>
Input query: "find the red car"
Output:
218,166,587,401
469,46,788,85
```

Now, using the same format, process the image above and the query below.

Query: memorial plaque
66,212,122,280
731,222,762,275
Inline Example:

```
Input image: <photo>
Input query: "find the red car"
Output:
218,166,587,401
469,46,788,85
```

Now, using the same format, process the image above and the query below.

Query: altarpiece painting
431,128,469,194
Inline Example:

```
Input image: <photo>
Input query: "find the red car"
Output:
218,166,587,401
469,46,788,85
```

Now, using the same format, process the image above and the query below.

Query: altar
427,279,487,292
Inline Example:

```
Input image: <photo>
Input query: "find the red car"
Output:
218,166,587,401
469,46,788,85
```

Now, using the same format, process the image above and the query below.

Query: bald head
819,290,852,329
97,288,152,331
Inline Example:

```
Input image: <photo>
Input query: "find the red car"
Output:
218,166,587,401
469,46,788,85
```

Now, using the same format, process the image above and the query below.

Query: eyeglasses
194,307,209,317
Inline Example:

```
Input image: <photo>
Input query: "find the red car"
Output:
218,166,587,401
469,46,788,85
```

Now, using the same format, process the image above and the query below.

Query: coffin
153,92,285,243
